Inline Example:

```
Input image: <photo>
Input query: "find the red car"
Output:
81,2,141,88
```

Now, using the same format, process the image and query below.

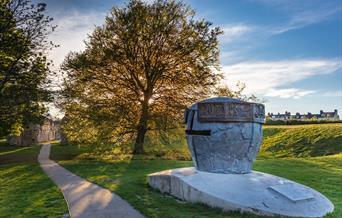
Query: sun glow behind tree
60,0,223,153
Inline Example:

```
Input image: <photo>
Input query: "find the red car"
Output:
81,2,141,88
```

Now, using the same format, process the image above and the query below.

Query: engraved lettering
198,102,265,123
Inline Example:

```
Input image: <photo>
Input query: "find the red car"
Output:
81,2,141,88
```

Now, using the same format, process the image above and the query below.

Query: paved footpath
38,144,144,218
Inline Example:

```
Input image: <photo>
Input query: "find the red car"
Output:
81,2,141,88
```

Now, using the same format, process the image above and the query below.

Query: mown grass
0,142,68,218
0,143,42,164
261,124,342,157
0,163,68,218
51,139,342,218
50,142,90,161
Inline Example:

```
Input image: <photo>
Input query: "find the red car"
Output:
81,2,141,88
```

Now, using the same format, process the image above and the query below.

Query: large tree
61,0,222,153
0,0,55,137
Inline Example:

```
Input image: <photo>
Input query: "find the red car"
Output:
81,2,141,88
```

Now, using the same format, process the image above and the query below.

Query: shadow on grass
60,157,261,218
0,145,41,164
53,143,342,218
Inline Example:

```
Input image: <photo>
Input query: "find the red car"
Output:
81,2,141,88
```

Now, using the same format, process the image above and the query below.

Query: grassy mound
261,124,342,157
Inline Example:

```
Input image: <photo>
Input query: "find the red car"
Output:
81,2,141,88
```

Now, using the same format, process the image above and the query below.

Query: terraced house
267,110,340,121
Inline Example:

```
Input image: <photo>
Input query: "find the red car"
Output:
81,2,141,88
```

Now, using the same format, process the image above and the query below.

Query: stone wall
7,118,60,146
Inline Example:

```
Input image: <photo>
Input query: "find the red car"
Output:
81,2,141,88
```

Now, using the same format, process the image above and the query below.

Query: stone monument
148,97,334,217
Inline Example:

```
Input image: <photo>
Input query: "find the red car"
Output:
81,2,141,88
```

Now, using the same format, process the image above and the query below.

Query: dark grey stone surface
185,97,265,174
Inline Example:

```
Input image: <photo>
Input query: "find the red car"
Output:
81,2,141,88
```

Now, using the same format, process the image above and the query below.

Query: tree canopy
61,0,223,153
0,0,55,137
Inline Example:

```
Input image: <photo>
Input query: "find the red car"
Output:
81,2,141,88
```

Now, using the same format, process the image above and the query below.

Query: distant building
267,110,339,121
268,111,291,120
7,117,61,146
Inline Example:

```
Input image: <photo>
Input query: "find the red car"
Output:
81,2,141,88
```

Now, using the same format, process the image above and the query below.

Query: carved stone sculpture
148,97,334,217
184,97,265,173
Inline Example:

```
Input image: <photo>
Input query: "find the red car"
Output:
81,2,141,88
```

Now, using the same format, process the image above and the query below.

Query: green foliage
0,0,55,137
261,124,342,157
51,128,191,161
144,128,191,160
60,0,223,153
214,82,263,103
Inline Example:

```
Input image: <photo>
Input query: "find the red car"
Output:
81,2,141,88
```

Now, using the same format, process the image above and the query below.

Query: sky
40,0,342,116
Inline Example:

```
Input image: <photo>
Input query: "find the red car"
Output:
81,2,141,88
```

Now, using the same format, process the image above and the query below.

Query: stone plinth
148,167,334,217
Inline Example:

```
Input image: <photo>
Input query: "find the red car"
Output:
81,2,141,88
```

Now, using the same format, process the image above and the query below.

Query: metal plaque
198,102,265,123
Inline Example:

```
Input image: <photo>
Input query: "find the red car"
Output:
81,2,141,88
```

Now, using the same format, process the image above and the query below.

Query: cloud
265,88,316,99
217,5,340,54
254,0,342,34
46,10,106,116
220,24,253,44
272,7,342,34
48,10,106,70
141,0,156,4
321,90,342,97
220,59,342,99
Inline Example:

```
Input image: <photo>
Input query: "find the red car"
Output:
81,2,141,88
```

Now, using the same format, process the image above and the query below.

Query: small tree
0,0,55,137
61,0,222,153
214,82,263,102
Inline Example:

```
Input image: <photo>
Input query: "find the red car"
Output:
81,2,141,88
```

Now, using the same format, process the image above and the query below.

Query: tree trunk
133,97,149,154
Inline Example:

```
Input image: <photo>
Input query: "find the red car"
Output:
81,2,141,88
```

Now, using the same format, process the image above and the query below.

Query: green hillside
144,123,342,159
53,123,342,161
261,124,342,158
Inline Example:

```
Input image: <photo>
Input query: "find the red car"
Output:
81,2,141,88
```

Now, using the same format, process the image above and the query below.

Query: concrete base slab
148,167,334,217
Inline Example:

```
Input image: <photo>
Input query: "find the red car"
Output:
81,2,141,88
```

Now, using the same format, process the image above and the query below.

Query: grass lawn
0,142,68,218
51,144,342,218
0,163,68,218
261,124,342,157
0,143,42,164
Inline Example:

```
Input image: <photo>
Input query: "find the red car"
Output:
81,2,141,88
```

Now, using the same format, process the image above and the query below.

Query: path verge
38,144,144,218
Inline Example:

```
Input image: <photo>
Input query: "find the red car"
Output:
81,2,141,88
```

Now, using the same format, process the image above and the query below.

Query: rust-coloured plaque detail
198,102,265,123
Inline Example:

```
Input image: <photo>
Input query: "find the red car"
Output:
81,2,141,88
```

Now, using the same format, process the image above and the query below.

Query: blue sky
42,0,342,116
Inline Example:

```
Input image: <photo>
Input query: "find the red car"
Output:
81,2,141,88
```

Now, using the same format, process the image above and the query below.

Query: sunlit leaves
0,0,55,137
61,0,222,152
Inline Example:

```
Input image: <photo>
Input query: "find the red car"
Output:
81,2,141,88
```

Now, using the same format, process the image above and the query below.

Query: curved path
38,144,144,218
